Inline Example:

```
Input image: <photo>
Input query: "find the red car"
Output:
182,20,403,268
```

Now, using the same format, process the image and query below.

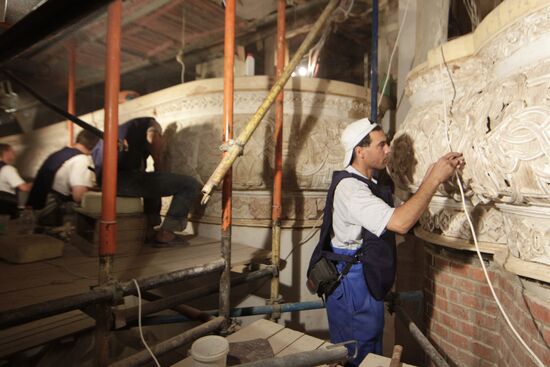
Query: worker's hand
424,152,464,184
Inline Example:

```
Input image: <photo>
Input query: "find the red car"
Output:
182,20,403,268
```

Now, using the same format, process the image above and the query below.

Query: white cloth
0,164,25,195
52,154,95,197
330,166,395,250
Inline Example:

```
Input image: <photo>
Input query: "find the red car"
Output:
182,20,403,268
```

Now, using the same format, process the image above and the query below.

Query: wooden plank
360,353,417,367
0,237,270,312
227,319,285,343
0,240,253,292
276,333,325,357
0,310,94,358
266,327,305,355
172,319,286,367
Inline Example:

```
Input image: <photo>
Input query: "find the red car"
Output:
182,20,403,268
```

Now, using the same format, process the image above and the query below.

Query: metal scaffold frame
0,0,342,365
0,1,450,366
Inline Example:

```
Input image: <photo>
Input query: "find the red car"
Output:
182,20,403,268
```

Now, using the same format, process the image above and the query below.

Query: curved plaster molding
390,0,550,274
1,76,370,227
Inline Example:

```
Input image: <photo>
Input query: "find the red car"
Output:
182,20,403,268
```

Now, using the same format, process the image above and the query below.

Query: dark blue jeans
116,171,201,232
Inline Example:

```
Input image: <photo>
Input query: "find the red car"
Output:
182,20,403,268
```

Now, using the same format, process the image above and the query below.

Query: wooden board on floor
0,310,94,358
360,353,417,367
0,235,270,313
0,235,269,358
172,319,332,367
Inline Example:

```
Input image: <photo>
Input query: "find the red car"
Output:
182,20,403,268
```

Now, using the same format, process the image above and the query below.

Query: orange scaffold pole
201,0,340,204
269,0,286,320
220,0,235,334
66,41,76,146
96,0,121,364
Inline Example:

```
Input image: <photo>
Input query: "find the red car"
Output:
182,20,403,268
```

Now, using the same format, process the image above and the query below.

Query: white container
245,53,255,76
191,335,229,367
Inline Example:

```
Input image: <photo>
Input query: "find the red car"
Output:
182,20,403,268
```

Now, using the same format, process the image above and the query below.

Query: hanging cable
462,0,480,30
377,0,410,109
177,5,186,84
132,279,161,367
437,45,545,367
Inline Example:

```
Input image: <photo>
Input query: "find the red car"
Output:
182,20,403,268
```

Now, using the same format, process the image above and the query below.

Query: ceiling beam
0,0,114,64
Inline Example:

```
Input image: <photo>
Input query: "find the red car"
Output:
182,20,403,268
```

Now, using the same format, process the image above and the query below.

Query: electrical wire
462,0,480,30
377,0,410,109
283,214,325,262
437,47,545,367
132,279,162,367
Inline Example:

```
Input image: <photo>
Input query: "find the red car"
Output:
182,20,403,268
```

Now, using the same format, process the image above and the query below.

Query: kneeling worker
0,144,31,218
307,118,463,366
28,130,99,226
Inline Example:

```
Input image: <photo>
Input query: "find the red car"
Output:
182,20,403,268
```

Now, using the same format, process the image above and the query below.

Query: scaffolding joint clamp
110,281,125,306
219,139,244,155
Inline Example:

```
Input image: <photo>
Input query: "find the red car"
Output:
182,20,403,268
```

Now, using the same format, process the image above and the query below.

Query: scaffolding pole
394,305,451,367
96,1,121,363
220,0,236,334
269,0,286,321
66,40,76,146
118,266,276,326
109,316,225,367
201,0,340,204
0,260,225,330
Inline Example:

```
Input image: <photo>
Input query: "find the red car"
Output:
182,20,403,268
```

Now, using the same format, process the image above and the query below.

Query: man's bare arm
387,152,463,235
72,186,89,203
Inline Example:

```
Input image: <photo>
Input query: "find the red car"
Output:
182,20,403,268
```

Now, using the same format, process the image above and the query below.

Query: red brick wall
424,245,550,367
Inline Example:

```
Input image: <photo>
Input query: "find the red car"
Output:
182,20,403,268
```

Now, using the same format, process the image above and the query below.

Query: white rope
132,279,161,367
377,0,410,109
437,47,545,367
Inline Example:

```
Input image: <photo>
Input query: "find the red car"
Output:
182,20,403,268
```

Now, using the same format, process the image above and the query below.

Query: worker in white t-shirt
28,130,99,226
0,143,31,218
307,118,464,365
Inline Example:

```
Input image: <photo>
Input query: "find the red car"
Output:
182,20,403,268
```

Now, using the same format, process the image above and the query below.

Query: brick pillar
424,244,550,367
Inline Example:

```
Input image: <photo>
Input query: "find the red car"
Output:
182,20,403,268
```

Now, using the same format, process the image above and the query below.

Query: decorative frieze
391,1,550,270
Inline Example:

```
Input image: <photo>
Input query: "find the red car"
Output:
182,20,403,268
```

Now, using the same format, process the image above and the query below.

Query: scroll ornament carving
392,6,550,269
392,70,550,207
419,203,507,244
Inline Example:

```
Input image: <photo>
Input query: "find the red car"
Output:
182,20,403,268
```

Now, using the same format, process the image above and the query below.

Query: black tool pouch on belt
307,249,360,298
306,257,339,298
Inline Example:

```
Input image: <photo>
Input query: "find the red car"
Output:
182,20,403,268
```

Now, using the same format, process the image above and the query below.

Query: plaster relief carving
391,1,550,268
419,198,507,245
130,77,369,225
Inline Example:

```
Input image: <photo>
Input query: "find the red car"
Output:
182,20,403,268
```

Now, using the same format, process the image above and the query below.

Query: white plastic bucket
191,335,229,367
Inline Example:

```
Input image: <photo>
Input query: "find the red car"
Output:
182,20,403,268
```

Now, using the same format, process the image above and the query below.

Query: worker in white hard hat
307,117,463,365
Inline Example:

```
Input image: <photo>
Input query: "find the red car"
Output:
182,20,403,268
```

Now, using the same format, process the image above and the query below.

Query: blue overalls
326,248,385,365
307,170,396,367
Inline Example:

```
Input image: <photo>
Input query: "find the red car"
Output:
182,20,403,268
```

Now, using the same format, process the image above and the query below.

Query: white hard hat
340,118,378,167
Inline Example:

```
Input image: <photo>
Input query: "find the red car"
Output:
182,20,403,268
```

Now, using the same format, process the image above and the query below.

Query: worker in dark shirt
93,117,200,245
